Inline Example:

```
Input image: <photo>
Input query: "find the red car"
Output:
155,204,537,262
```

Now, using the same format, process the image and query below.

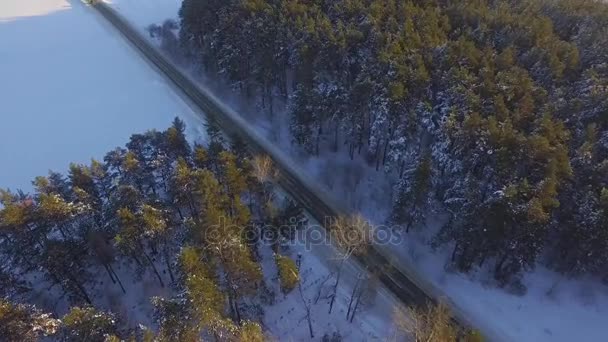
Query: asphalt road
90,0,481,338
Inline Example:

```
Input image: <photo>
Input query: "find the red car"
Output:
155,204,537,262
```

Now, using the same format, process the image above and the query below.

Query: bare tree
295,254,314,339
253,155,277,213
313,274,332,305
346,272,379,322
327,214,371,314
346,273,366,321
393,301,458,342
252,155,277,184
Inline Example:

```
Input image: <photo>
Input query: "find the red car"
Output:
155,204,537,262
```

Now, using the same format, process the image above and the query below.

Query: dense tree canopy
179,0,608,284
0,119,295,340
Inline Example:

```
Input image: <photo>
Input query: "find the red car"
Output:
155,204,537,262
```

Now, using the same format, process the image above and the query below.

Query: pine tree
141,204,176,282
169,157,198,220
151,296,199,342
205,121,226,170
40,239,93,304
61,306,117,342
37,192,75,239
237,321,265,342
392,153,433,232
275,254,299,294
178,247,226,332
0,299,59,342
165,117,192,161
193,143,209,169
115,207,165,287
0,190,43,272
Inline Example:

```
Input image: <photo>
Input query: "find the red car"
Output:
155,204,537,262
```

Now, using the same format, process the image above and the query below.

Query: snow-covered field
0,0,206,192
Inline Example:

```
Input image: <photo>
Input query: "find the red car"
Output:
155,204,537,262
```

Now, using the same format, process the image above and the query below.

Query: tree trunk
66,271,92,304
142,247,164,288
268,86,274,119
375,141,382,171
234,298,242,323
349,290,364,323
399,159,406,178
494,253,509,280
228,289,241,323
346,275,362,320
127,245,144,267
163,248,175,283
457,244,470,271
451,242,459,262
314,275,331,305
406,219,413,233
75,281,92,305
282,67,288,98
382,137,390,166
328,258,345,314
108,264,126,294
306,306,314,339
298,276,314,339
315,124,323,156
48,270,90,305
57,225,68,240
479,253,487,267
228,292,235,321
103,263,116,284
161,172,169,194
176,206,184,220
187,194,198,222
333,122,340,152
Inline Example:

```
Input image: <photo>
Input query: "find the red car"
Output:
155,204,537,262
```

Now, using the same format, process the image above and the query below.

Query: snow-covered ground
0,1,398,340
102,1,608,341
0,0,206,192
10,0,606,341
297,151,608,342
379,215,608,342
260,214,400,341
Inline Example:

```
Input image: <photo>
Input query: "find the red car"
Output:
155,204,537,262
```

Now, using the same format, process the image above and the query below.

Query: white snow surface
0,0,206,192
21,0,608,341
381,215,608,342
259,213,400,341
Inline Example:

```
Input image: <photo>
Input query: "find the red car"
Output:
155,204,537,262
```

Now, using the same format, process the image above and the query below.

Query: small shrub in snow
274,254,299,294
61,306,117,342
